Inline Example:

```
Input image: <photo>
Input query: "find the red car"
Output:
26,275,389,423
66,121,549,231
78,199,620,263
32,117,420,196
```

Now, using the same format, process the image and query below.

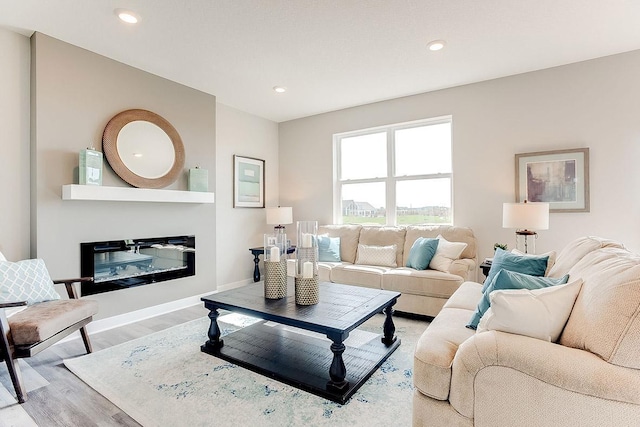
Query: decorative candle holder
264,233,287,299
295,221,319,305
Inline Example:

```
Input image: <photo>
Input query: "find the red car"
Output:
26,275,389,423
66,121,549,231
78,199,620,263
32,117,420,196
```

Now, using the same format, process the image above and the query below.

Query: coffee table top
201,281,400,337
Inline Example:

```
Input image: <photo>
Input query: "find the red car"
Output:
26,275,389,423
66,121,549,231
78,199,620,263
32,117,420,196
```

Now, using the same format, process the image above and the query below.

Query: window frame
333,116,453,226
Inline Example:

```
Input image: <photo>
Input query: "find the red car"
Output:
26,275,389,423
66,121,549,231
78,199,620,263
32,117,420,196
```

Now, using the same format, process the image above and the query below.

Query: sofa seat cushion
413,306,477,400
443,281,484,311
329,264,388,289
317,261,342,282
8,298,99,345
382,268,463,298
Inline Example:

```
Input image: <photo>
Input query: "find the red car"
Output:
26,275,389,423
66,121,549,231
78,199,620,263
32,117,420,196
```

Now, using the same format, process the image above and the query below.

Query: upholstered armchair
0,254,99,403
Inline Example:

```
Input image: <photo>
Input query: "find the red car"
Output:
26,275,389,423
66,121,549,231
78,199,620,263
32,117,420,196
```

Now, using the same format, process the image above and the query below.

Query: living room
1,1,640,426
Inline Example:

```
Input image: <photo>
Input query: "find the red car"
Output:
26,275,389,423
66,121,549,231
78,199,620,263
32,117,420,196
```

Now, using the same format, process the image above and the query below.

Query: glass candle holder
263,233,287,299
295,221,319,305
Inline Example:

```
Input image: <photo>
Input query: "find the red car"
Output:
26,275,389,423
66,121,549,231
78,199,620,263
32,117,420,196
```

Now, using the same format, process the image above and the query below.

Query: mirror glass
117,121,176,179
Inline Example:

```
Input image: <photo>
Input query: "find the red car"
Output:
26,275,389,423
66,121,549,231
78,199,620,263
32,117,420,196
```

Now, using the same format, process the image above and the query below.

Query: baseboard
58,279,253,344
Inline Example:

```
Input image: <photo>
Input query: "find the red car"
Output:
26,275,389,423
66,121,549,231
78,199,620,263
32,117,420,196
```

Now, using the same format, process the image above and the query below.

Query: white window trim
333,115,453,226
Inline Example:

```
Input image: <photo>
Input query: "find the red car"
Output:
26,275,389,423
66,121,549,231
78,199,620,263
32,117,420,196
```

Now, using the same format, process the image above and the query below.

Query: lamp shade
502,202,549,230
266,207,293,225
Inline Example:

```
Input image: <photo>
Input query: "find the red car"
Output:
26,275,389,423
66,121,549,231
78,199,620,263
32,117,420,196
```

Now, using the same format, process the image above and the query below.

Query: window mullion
387,129,396,226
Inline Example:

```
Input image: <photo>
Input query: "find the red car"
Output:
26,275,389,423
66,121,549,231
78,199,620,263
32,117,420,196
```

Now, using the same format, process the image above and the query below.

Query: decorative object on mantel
79,147,103,186
295,221,319,305
188,166,208,192
503,200,549,254
515,147,589,213
233,155,265,208
102,109,185,189
263,233,287,299
266,206,293,234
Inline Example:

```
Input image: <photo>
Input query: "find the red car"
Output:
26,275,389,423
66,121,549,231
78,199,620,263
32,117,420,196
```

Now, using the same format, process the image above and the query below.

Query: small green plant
494,243,508,251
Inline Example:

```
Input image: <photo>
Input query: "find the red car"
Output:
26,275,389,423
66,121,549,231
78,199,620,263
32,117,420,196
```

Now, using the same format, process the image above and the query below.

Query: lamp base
274,225,286,234
515,230,537,254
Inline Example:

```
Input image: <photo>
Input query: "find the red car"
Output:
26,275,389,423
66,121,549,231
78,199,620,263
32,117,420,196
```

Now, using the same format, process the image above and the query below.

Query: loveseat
315,224,477,317
413,236,640,426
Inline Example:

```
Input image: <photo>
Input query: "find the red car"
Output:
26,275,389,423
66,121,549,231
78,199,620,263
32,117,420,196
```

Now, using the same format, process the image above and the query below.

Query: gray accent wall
279,49,640,263
31,33,217,319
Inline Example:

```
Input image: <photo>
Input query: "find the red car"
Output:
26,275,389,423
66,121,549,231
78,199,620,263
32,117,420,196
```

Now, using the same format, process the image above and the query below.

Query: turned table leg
382,301,397,346
327,334,349,392
201,308,224,352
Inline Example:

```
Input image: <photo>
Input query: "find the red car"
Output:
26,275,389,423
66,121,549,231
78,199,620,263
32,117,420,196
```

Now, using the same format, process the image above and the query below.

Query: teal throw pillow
0,259,61,305
467,269,569,329
406,237,439,270
318,236,341,262
482,248,549,293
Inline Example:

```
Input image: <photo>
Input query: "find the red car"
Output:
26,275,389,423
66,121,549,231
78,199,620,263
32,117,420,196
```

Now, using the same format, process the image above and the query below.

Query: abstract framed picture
233,155,265,208
515,148,589,213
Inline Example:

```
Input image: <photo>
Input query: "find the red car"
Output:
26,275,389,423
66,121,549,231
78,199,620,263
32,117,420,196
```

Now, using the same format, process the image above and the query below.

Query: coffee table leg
203,308,224,351
327,335,349,392
382,301,397,346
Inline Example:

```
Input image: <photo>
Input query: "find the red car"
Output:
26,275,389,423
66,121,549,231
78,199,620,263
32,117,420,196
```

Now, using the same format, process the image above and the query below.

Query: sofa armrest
448,258,476,281
449,330,640,419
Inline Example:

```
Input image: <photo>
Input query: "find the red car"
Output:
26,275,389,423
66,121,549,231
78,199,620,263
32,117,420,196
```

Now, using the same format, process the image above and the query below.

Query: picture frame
515,148,589,213
233,155,265,208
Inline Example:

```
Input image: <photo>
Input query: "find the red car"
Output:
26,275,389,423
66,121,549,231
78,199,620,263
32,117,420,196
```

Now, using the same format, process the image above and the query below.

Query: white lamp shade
266,207,293,225
503,202,549,230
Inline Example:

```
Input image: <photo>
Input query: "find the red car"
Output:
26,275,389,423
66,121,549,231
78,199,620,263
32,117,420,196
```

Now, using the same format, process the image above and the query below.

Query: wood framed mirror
102,109,185,188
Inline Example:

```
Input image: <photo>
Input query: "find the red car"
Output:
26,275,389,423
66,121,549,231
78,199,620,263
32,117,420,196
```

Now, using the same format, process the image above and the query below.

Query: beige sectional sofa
413,236,640,427
316,224,477,317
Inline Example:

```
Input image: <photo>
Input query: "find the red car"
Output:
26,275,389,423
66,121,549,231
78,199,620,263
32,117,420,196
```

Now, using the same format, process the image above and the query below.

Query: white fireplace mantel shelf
62,184,215,204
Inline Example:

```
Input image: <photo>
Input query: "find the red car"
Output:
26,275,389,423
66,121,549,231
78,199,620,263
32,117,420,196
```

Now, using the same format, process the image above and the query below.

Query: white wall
0,28,30,260
215,103,279,286
279,49,640,264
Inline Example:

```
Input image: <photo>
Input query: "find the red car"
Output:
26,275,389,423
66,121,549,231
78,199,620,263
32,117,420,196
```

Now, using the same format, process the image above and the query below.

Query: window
334,117,452,226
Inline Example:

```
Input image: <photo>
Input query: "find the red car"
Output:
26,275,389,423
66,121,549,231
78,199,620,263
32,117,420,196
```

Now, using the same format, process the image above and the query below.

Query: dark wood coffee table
200,281,401,404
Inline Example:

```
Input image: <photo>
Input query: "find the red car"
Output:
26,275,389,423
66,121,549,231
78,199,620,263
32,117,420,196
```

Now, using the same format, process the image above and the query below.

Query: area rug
64,312,429,427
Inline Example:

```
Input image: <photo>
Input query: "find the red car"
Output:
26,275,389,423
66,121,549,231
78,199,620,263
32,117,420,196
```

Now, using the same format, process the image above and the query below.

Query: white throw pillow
429,235,467,272
0,251,6,261
477,279,583,342
512,248,557,276
355,244,397,267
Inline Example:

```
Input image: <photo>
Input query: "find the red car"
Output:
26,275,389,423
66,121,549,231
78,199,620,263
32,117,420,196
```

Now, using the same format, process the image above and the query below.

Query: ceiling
1,0,640,123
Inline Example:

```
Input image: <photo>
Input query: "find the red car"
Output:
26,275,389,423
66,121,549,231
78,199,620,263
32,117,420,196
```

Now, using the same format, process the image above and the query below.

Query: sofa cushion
317,225,362,264
359,226,406,267
0,259,61,305
355,243,397,267
482,248,549,293
443,281,484,311
548,236,624,278
429,235,467,273
8,298,99,345
467,270,569,329
382,268,463,299
560,247,640,369
477,279,583,342
405,225,477,265
318,235,341,262
329,264,388,289
414,306,477,400
512,248,557,276
406,237,439,270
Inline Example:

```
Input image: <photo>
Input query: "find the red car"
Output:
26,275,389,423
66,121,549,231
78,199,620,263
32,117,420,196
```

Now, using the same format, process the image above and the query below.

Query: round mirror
102,109,185,188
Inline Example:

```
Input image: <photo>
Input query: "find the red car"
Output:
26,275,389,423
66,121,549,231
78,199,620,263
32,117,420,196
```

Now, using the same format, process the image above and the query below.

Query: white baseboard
58,279,253,344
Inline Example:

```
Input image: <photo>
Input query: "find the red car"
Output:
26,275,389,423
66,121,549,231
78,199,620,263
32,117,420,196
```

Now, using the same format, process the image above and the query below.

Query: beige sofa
316,225,477,317
413,236,640,427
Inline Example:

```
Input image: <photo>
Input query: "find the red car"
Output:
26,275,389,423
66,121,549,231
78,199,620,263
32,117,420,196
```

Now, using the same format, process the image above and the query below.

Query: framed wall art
233,155,265,208
515,148,589,213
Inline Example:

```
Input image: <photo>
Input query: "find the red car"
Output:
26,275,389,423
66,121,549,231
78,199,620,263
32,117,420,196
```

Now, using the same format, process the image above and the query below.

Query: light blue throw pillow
467,269,569,329
482,248,549,293
318,236,341,262
0,259,61,305
406,237,439,270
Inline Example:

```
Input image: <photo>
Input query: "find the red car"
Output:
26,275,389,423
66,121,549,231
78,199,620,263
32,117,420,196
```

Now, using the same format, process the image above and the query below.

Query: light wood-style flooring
0,304,209,427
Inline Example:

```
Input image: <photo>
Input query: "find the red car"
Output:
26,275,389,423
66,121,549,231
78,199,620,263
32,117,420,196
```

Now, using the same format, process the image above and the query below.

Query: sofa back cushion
560,247,640,369
404,225,476,266
359,226,406,267
548,236,624,278
318,225,362,264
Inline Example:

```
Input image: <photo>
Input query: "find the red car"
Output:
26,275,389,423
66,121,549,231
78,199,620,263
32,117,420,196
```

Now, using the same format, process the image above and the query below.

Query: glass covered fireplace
80,235,195,296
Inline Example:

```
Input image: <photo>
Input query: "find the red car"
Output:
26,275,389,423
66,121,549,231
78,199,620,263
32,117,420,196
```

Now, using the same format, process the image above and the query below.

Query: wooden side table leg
201,308,224,353
253,253,261,282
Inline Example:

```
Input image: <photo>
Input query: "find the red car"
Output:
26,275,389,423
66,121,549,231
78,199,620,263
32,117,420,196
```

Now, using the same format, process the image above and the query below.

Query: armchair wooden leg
79,326,93,354
4,356,27,403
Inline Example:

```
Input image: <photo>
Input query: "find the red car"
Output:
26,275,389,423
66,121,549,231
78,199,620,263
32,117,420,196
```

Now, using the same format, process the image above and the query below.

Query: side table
479,260,492,280
249,246,296,282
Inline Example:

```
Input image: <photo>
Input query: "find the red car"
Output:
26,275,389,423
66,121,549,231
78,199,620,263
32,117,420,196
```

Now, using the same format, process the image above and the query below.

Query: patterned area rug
64,312,429,427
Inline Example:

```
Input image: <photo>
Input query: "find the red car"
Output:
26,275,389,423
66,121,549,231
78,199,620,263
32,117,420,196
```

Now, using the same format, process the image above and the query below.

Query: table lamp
502,201,549,254
266,206,293,234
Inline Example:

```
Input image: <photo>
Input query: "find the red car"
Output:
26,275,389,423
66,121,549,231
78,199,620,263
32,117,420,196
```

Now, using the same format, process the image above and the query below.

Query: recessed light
115,9,140,24
427,40,446,51
273,86,286,93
